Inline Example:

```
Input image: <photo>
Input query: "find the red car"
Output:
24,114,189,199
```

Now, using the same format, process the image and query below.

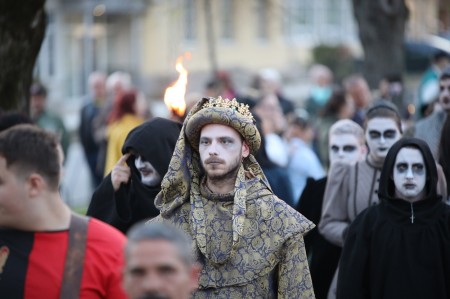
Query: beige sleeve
318,162,352,247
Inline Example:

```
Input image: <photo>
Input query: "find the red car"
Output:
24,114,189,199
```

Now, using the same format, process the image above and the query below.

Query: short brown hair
0,125,60,190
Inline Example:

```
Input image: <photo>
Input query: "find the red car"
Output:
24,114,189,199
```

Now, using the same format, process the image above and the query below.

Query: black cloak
337,138,450,299
297,177,341,299
86,117,182,233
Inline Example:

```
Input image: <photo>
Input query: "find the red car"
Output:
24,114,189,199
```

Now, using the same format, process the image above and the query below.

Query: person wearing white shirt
286,117,325,205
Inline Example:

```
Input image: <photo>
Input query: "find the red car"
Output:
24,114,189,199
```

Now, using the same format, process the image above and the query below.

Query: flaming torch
164,54,189,121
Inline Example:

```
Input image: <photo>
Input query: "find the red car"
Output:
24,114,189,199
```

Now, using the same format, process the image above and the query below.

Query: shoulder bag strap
60,213,89,299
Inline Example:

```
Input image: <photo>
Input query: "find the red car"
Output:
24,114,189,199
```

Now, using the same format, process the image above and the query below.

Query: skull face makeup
329,133,365,164
393,147,426,202
134,155,161,187
365,118,401,163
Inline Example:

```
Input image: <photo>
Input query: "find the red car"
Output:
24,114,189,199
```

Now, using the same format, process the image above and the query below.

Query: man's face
30,95,46,117
199,124,249,181
123,239,199,299
134,156,161,187
339,97,355,119
329,133,365,164
365,118,401,162
350,79,370,108
393,147,426,202
260,78,279,95
0,157,27,227
437,57,450,71
439,78,450,112
254,95,286,134
92,79,106,100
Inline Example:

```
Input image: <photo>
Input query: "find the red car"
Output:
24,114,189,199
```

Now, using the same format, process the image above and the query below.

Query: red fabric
80,218,127,299
21,218,127,299
24,231,68,299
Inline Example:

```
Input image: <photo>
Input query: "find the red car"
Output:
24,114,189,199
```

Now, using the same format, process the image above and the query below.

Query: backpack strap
60,213,89,299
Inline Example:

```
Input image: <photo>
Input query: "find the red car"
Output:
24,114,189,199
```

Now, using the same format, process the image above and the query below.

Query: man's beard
201,155,242,184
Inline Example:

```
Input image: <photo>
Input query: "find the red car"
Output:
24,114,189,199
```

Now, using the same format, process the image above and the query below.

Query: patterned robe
154,173,315,298
153,97,316,298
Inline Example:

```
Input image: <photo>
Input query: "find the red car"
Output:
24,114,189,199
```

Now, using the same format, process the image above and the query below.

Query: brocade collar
200,177,235,202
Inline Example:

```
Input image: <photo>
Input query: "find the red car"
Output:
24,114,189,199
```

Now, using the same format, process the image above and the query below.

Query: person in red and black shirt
0,125,127,299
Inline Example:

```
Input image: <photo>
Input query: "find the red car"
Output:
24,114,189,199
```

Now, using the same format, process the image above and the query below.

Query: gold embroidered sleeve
278,233,315,298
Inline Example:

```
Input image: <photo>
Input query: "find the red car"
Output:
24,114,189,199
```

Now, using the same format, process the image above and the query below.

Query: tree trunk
352,0,409,89
0,1,47,113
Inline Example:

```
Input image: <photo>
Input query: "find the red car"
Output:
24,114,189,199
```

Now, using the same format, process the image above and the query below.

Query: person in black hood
337,138,450,299
86,117,182,233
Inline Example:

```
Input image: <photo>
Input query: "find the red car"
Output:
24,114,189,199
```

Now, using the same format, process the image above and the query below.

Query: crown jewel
202,97,254,121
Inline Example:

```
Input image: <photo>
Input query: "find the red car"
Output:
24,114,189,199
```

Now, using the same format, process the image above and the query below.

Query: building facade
35,0,442,104
36,0,359,101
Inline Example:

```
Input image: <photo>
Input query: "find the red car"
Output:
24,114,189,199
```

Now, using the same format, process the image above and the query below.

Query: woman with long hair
104,90,144,175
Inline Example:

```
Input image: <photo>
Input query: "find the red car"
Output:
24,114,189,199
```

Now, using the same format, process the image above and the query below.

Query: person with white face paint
320,102,449,299
337,138,450,299
134,155,161,187
318,101,403,299
87,117,182,233
328,121,366,164
365,117,401,163
297,119,366,299
319,101,403,248
393,147,427,201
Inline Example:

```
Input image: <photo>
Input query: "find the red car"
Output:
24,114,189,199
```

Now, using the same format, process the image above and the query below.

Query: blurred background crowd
1,0,450,211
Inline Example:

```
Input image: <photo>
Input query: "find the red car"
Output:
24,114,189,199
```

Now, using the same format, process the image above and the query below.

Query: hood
378,137,438,202
121,117,182,178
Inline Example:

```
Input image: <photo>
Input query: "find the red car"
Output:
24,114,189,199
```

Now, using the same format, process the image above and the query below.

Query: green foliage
71,205,88,215
312,44,357,82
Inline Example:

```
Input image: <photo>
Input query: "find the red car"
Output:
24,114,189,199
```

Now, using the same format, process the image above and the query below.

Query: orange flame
164,54,188,117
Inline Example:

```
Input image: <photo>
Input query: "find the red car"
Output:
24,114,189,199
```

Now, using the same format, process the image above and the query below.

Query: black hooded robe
86,117,182,233
297,177,341,299
337,138,450,299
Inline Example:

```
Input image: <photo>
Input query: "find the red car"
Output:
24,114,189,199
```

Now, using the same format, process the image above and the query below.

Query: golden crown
202,97,254,121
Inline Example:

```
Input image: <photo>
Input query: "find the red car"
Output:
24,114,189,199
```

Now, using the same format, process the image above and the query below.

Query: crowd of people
1,52,450,298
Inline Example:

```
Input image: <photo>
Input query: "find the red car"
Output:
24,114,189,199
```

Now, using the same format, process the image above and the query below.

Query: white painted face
393,147,426,202
329,133,365,164
134,156,161,187
365,118,401,162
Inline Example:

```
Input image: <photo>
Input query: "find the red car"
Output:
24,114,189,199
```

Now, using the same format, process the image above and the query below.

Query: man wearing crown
152,97,315,298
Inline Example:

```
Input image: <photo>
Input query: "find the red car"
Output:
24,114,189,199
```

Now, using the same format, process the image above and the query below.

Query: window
284,0,315,40
284,0,357,44
184,0,197,41
325,0,341,26
221,0,234,41
322,0,356,43
256,0,269,41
